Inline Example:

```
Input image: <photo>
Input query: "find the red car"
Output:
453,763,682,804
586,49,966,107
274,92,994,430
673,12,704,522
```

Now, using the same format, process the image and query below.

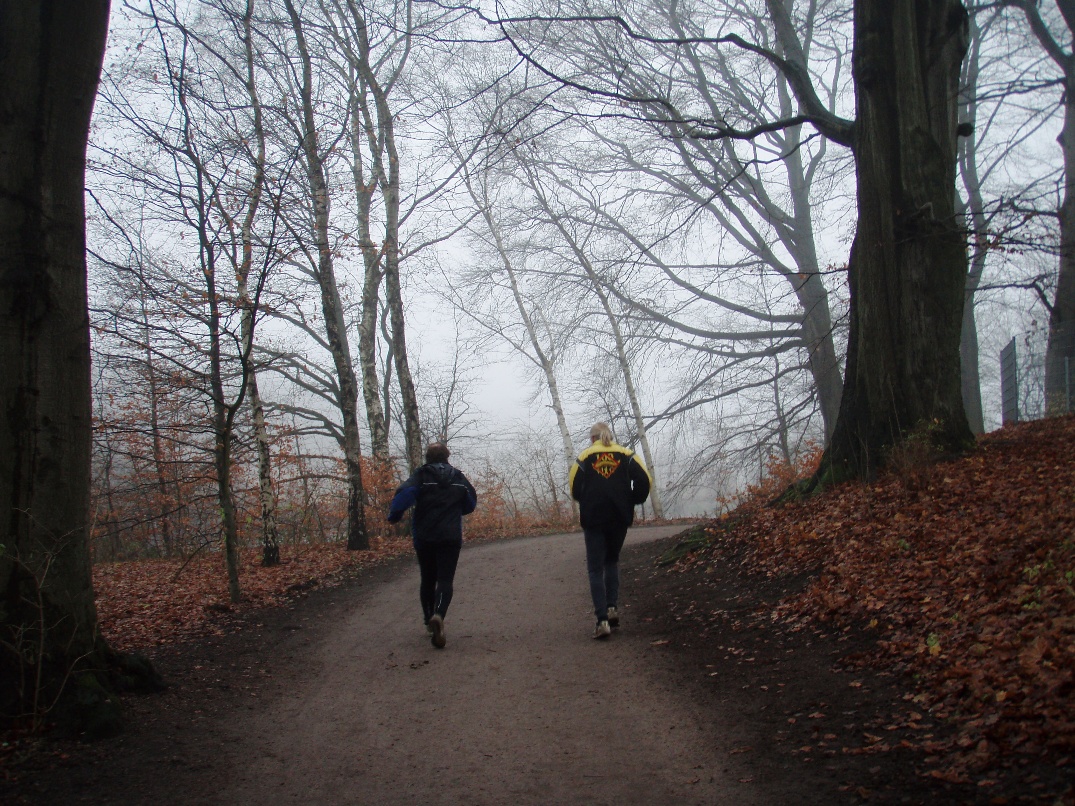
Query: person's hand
387,513,401,524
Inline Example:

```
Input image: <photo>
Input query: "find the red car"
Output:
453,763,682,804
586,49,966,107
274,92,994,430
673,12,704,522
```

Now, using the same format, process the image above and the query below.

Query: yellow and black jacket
569,441,652,529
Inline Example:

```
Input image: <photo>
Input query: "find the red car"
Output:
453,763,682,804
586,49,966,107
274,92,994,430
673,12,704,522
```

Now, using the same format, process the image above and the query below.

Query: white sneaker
607,607,620,629
429,614,446,648
593,620,612,640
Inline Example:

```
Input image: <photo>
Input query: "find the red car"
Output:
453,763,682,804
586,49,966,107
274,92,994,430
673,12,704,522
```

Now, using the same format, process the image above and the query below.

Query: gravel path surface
221,525,759,805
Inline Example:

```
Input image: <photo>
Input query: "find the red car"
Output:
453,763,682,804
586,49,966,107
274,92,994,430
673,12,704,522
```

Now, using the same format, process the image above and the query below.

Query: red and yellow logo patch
593,453,621,479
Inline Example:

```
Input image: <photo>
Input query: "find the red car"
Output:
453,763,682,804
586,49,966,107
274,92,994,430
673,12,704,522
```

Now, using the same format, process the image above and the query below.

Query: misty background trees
84,0,1071,547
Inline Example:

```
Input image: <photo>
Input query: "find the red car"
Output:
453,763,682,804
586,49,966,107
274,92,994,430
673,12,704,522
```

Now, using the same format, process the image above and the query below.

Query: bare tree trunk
0,0,149,729
502,256,578,507
248,376,280,565
822,1,973,479
237,0,280,566
1045,80,1075,413
773,64,844,442
795,274,844,441
349,86,390,459
956,15,987,435
526,176,667,518
199,186,242,602
588,278,666,519
373,98,422,470
467,176,578,516
209,351,242,603
164,14,247,602
141,293,176,556
384,221,423,471
284,0,369,550
333,1,422,470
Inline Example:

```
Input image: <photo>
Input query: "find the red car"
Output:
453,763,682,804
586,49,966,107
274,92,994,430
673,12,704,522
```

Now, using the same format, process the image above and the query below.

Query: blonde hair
589,422,614,446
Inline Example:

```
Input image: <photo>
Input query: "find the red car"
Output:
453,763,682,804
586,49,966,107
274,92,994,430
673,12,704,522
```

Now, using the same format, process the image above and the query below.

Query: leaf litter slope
655,414,1075,803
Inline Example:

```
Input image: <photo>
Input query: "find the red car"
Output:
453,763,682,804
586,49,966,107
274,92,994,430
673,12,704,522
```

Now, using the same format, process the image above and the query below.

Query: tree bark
1002,0,1075,414
285,0,369,550
956,13,987,436
463,169,579,517
823,0,974,478
349,86,390,459
1044,74,1075,413
237,0,280,566
0,0,136,726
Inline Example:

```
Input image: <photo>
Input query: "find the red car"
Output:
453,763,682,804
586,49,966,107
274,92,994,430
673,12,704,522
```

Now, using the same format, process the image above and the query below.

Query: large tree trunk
1045,79,1075,414
0,0,154,731
956,11,987,436
823,1,973,479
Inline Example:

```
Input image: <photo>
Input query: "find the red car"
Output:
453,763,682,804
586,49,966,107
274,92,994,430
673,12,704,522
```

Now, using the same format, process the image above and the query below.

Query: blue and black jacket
569,441,652,530
387,462,477,544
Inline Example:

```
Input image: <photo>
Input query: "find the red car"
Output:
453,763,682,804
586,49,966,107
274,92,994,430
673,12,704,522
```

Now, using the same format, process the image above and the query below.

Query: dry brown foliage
678,415,1075,787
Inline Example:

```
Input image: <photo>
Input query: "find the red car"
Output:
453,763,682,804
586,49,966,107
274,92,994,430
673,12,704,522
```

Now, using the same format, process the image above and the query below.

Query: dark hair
425,442,450,464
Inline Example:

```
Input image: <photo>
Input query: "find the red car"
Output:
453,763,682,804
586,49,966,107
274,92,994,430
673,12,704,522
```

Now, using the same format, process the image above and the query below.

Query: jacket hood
424,462,455,486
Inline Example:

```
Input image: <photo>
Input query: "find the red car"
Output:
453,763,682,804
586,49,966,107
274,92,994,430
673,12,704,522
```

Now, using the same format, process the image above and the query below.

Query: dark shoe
430,614,446,648
607,607,620,629
593,620,611,640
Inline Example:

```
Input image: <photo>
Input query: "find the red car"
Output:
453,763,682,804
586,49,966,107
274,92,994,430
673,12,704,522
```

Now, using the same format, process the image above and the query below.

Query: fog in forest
85,0,1069,560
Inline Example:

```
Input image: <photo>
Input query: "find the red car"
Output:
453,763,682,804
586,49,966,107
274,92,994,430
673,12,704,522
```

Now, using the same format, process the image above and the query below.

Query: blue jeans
583,525,628,622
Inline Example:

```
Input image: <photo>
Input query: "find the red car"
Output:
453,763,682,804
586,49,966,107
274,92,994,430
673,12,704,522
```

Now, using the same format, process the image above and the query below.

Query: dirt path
5,525,1011,805
219,525,759,805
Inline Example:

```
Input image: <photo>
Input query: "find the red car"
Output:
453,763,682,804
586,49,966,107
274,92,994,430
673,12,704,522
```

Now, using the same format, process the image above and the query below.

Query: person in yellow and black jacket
569,422,651,639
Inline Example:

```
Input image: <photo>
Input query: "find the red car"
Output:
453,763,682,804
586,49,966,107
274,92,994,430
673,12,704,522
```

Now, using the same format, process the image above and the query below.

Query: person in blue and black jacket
569,422,651,640
388,442,477,649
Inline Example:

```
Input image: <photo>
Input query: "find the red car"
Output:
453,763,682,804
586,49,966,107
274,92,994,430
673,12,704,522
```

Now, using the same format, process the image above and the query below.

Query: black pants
583,524,628,621
414,540,462,622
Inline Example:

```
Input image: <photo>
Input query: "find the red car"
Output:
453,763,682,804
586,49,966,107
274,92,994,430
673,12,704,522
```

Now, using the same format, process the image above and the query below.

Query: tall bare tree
458,162,580,487
519,167,667,517
999,1,1075,413
1,0,160,730
322,0,424,470
487,0,975,479
280,0,370,549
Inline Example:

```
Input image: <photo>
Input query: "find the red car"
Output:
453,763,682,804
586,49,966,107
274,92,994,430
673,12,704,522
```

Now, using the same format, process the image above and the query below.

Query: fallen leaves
94,538,413,651
674,414,1075,790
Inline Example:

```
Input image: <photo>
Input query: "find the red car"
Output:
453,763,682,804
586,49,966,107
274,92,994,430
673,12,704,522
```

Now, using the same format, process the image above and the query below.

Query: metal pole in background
1001,338,1019,425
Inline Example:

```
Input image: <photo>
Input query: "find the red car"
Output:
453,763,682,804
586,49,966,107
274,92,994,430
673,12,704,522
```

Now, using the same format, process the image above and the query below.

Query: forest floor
1,417,1074,804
